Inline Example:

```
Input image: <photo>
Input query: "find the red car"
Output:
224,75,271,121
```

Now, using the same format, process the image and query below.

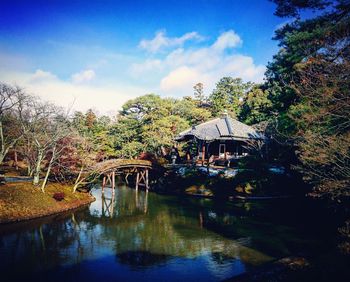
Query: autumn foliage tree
267,0,350,200
267,0,350,257
291,56,350,200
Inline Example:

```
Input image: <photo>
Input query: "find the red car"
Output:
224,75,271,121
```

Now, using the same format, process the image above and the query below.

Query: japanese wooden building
175,114,265,163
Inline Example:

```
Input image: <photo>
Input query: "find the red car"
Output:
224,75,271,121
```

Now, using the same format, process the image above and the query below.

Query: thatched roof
176,116,264,141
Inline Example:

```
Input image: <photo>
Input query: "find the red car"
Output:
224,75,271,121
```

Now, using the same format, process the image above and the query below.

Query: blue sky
0,0,286,114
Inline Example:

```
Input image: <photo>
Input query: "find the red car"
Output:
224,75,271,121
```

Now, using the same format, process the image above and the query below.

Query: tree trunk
41,165,51,193
73,178,85,193
28,163,34,177
33,150,44,186
33,173,40,186
0,147,10,164
0,152,5,165
14,151,18,170
27,161,31,176
0,120,18,165
0,120,5,164
73,166,84,193
41,146,56,192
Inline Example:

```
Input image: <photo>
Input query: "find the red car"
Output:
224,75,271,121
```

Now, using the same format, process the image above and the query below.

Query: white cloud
129,59,163,77
31,69,57,82
71,69,96,84
212,30,242,51
159,54,265,96
0,29,265,114
133,29,265,97
139,30,204,53
0,69,144,115
160,66,205,92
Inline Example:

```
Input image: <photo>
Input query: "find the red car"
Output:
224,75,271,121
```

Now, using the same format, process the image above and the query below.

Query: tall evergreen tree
268,0,350,198
193,82,205,105
209,77,253,117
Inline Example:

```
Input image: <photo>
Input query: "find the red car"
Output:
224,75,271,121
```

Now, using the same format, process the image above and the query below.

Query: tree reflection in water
0,185,330,281
117,251,171,270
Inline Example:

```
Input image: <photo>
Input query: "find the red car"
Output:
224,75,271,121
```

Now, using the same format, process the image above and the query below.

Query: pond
0,185,339,282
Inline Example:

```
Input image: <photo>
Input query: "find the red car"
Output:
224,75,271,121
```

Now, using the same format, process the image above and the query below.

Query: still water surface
0,186,334,281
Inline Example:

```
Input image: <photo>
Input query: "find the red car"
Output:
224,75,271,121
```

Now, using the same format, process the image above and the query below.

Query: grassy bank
0,182,95,224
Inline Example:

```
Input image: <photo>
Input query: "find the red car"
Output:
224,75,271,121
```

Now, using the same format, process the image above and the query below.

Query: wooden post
135,189,139,208
112,171,115,193
110,191,115,218
135,170,139,191
145,169,149,191
107,173,112,186
102,175,106,193
144,190,148,213
101,192,105,215
125,172,130,185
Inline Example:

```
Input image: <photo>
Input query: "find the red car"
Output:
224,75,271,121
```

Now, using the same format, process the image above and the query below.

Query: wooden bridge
93,159,153,193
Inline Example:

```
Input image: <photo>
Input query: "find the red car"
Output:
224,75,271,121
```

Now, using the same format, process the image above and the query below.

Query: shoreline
0,181,96,224
0,195,95,225
155,189,294,201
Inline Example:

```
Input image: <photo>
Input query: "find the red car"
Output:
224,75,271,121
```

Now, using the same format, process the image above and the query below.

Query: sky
0,0,287,115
